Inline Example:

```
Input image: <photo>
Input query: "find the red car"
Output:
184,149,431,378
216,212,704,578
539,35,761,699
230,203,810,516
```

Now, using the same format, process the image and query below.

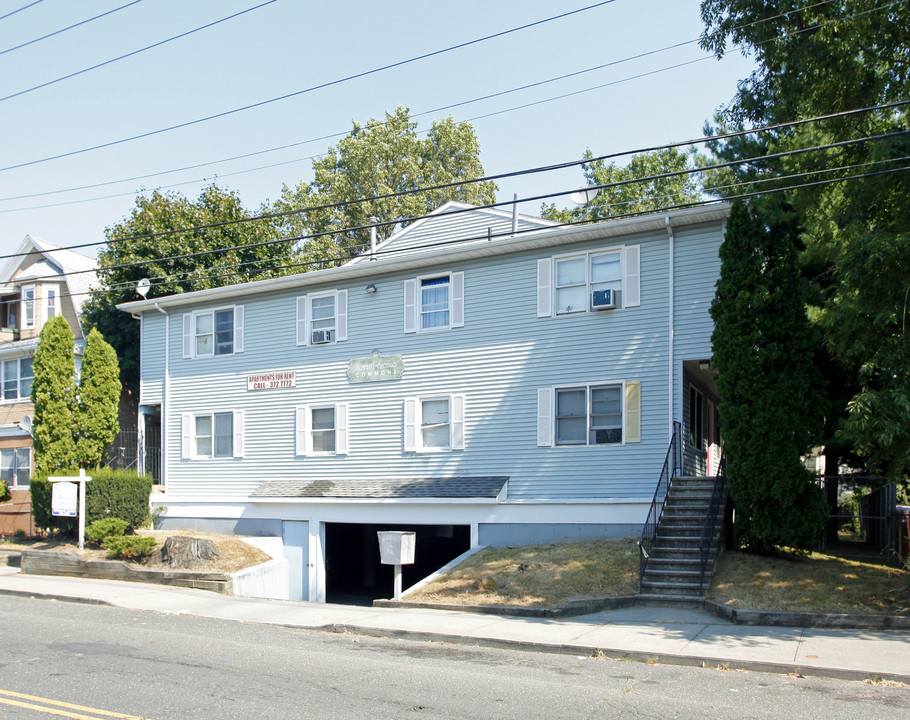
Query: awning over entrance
250,476,509,499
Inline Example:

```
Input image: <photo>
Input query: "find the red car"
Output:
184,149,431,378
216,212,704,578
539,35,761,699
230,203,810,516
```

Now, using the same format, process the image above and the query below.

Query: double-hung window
537,245,640,317
296,290,347,346
404,272,464,333
181,411,243,459
1,358,33,401
21,285,35,329
538,382,641,446
46,288,57,320
183,306,244,358
0,447,30,487
404,395,465,452
296,404,348,456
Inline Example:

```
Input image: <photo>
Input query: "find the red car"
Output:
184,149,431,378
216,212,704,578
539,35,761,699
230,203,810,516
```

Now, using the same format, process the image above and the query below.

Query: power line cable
19,152,910,305
0,0,845,205
0,0,144,57
86,161,910,299
0,0,45,23
19,126,910,286
0,0,279,104
2,97,907,265
0,1,617,173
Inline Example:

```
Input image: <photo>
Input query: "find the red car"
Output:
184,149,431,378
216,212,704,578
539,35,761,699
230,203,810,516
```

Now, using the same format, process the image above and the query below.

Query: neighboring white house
0,236,96,535
120,201,726,603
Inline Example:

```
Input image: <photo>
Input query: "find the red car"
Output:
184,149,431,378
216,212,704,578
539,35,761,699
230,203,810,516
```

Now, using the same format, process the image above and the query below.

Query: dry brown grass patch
0,530,269,574
407,537,639,607
707,550,909,615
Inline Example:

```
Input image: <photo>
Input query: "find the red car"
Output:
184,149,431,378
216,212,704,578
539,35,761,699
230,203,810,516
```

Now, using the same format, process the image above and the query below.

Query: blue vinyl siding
140,212,725,503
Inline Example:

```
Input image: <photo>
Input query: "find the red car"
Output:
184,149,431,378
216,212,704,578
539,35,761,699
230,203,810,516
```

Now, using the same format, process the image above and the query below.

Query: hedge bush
30,468,153,535
0,479,9,503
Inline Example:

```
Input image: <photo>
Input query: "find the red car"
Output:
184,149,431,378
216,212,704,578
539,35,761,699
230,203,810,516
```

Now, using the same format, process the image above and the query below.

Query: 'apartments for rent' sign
247,372,297,391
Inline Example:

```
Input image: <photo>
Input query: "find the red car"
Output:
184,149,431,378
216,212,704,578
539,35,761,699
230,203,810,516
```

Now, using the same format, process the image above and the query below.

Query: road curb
0,586,113,606
318,623,910,684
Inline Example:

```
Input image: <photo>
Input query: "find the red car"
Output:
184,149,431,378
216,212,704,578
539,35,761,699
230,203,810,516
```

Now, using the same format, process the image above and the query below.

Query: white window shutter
295,406,308,456
451,272,465,328
625,381,641,443
537,258,552,317
182,314,193,358
403,398,418,451
296,295,309,346
404,279,418,333
537,388,554,446
233,306,244,353
623,245,641,308
451,394,465,450
181,413,192,458
335,290,348,341
336,403,348,455
233,410,244,457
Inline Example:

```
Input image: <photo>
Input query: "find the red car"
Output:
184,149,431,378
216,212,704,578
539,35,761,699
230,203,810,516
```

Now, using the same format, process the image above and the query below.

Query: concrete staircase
639,476,726,605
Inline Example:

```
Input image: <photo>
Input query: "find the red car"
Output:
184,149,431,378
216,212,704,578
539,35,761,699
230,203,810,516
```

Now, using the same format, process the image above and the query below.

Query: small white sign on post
51,481,78,517
49,469,92,550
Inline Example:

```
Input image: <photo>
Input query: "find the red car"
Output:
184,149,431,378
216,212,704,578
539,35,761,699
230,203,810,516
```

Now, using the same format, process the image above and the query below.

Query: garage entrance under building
324,522,470,605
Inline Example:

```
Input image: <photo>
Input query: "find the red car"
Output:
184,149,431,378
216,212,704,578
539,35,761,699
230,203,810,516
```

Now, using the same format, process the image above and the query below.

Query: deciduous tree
274,106,497,265
700,0,910,488
541,148,701,222
84,184,293,394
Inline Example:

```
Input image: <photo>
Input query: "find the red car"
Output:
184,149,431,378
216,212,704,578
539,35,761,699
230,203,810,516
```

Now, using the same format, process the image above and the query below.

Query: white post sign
51,482,78,517
49,469,92,549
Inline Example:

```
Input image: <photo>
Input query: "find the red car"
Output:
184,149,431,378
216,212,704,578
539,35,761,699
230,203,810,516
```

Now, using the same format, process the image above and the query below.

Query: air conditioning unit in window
311,329,334,344
591,288,618,310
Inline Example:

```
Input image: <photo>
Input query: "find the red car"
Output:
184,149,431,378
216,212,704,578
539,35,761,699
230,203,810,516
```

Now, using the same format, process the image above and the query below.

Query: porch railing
638,421,682,583
698,455,727,593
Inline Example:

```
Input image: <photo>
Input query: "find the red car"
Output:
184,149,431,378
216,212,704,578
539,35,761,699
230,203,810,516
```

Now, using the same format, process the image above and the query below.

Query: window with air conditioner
297,290,347,346
537,245,640,317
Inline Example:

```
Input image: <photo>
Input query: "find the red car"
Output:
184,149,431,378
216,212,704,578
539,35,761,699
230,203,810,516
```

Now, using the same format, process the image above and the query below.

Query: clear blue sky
0,0,755,260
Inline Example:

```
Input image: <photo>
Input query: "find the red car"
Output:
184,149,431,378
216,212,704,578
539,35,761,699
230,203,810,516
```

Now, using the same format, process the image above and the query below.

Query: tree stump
161,536,219,569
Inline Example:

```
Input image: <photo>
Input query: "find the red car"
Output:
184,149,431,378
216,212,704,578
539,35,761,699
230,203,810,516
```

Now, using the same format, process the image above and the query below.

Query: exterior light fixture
366,283,377,294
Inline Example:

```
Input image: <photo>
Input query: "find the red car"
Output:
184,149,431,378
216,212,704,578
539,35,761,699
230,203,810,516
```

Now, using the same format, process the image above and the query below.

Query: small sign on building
347,351,405,384
247,371,297,391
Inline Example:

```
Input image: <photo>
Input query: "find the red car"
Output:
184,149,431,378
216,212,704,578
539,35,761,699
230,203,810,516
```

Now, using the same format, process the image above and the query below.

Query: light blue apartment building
121,201,727,602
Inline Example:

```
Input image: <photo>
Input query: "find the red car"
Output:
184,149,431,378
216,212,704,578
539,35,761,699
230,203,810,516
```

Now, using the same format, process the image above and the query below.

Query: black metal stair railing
638,421,682,584
698,455,727,593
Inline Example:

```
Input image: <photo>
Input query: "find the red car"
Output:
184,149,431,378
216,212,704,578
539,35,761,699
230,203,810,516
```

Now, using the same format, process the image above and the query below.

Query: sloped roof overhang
118,203,730,314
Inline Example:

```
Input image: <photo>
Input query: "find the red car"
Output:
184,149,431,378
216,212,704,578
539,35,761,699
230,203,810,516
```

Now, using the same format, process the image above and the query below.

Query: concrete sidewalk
1,566,907,683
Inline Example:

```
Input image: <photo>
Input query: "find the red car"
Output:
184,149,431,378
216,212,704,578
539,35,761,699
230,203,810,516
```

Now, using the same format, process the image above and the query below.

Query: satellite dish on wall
570,188,600,205
18,415,32,435
136,278,151,298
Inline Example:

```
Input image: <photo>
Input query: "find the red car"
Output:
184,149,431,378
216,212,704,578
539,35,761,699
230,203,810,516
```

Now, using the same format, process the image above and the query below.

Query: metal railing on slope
638,421,682,584
698,455,727,593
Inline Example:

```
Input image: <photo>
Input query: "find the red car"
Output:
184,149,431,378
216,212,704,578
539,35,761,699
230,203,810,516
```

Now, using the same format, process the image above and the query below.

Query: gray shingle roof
250,476,508,499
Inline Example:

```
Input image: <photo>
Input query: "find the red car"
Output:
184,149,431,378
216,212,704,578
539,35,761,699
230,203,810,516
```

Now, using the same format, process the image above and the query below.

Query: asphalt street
1,595,907,719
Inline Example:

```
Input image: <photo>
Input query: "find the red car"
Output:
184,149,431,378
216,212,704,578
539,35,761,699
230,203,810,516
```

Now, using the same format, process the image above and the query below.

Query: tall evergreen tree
711,200,828,550
31,316,78,474
75,328,121,468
